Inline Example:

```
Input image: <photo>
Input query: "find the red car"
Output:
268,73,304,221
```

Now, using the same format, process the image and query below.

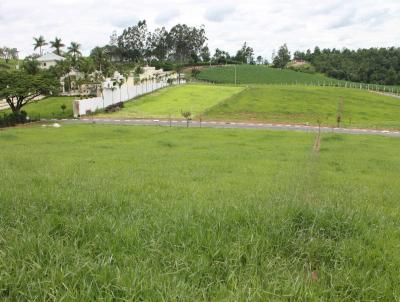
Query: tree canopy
109,20,208,64
235,42,254,64
0,46,19,63
273,44,291,68
0,70,59,112
50,37,65,55
293,47,400,85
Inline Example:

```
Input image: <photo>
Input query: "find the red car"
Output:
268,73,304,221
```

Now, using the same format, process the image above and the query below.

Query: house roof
37,53,65,62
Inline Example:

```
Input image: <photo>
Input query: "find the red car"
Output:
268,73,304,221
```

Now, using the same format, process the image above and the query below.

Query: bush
288,64,316,74
0,111,29,128
105,102,124,113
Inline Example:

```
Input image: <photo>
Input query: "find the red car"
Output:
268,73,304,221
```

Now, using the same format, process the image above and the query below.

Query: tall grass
1,125,400,300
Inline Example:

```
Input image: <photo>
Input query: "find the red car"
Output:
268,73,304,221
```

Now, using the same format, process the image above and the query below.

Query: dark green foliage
234,42,254,64
116,21,207,64
0,111,29,128
273,44,291,68
49,37,65,55
295,47,400,85
0,70,60,112
105,102,124,113
21,56,40,75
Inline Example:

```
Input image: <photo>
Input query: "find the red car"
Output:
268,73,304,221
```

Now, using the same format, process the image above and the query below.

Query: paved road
54,118,400,137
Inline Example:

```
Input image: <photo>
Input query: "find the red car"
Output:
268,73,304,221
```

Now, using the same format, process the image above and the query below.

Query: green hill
204,85,400,130
197,65,400,92
102,84,400,130
197,65,340,85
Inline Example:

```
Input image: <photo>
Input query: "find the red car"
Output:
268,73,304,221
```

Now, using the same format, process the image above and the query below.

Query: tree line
293,47,400,85
0,47,19,63
100,20,256,65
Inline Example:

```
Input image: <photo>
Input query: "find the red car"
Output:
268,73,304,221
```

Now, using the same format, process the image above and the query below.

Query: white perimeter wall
73,79,185,117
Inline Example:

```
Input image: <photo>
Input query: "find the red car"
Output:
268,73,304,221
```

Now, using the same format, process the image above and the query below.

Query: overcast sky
1,0,399,58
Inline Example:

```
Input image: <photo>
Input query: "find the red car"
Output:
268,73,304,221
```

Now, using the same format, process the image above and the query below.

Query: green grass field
103,84,400,130
197,65,340,85
204,85,400,129
197,65,400,92
2,96,75,119
101,84,243,119
1,124,400,300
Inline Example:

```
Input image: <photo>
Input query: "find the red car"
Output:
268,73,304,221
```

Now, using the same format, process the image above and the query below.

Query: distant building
37,53,65,69
291,59,308,66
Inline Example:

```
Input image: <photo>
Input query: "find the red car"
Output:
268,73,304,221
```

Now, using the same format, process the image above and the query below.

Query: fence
73,79,185,117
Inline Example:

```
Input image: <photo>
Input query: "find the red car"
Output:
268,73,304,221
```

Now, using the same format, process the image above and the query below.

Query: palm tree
67,42,82,58
91,47,108,72
33,36,47,55
50,37,65,55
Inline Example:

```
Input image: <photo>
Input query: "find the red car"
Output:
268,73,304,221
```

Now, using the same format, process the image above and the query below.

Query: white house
37,53,65,69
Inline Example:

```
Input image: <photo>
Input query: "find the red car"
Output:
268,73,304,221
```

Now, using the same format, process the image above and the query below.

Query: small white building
37,53,65,69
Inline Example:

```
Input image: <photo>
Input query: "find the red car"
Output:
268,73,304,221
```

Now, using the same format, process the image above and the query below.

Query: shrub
105,102,124,113
0,111,29,128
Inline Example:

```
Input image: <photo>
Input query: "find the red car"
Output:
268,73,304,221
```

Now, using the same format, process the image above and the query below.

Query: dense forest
293,47,400,85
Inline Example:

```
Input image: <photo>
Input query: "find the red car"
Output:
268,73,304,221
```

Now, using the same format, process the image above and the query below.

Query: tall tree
90,47,109,72
117,20,148,62
213,49,230,64
273,44,291,68
33,36,47,55
235,42,254,64
50,37,65,55
0,47,19,63
167,24,207,63
147,27,170,61
67,42,82,57
200,46,211,62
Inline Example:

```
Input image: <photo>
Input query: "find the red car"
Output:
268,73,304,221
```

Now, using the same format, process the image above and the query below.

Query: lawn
204,85,400,129
1,124,400,300
101,84,244,119
197,65,341,85
197,65,400,91
2,96,76,119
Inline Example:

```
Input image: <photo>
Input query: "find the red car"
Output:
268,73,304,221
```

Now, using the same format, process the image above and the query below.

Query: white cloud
204,5,236,22
0,0,399,59
155,9,180,25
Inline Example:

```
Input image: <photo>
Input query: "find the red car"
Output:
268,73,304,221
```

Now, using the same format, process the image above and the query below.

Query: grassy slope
197,65,339,85
2,97,75,119
197,65,400,90
1,125,400,300
204,86,400,129
101,84,243,119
